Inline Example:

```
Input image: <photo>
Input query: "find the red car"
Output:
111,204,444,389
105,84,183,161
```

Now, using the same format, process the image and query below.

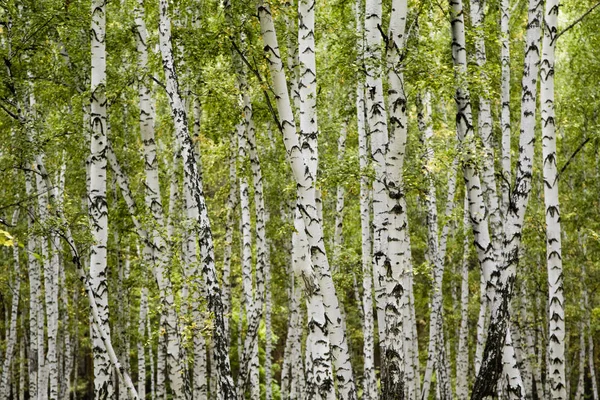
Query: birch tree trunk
138,288,148,400
456,196,470,399
418,93,452,400
448,1,497,383
296,0,357,395
575,321,585,400
364,0,388,346
500,0,511,214
89,1,112,397
0,211,21,400
133,3,192,397
356,0,376,395
475,0,542,396
469,0,502,251
332,122,347,271
158,1,235,397
540,0,567,397
258,3,354,398
24,171,40,400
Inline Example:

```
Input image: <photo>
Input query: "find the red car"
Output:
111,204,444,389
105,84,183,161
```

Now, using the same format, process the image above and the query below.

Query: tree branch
558,137,592,178
229,36,284,137
556,1,600,41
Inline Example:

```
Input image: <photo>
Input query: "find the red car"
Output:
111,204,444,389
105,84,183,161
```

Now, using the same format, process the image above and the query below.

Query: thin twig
555,1,600,41
229,36,284,136
558,137,592,178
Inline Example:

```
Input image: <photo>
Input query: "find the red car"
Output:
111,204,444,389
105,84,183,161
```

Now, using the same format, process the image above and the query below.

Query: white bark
158,0,235,397
34,155,139,400
24,171,40,400
419,92,451,400
381,1,412,398
296,0,356,395
469,0,502,251
134,4,193,397
448,2,497,382
364,0,388,345
0,211,21,400
89,0,112,397
575,321,585,400
541,1,566,397
456,196,470,399
500,0,511,215
476,0,542,396
258,3,346,398
332,122,347,271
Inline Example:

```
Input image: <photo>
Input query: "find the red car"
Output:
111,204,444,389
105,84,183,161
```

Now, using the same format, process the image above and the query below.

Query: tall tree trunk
133,3,192,397
297,0,357,395
138,288,148,400
381,1,411,398
24,171,40,400
356,0,376,392
257,3,346,399
332,122,347,271
456,196,470,399
500,0,511,214
364,0,388,348
0,211,21,400
540,1,566,397
469,0,502,250
89,1,112,397
158,0,235,397
575,321,585,400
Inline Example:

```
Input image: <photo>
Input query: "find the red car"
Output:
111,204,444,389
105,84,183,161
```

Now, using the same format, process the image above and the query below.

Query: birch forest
1,0,600,398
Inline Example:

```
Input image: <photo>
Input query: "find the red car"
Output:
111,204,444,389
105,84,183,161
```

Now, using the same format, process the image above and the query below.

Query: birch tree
540,0,567,397
89,1,113,397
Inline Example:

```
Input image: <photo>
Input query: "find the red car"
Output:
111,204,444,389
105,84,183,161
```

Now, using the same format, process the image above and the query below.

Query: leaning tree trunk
258,3,348,399
540,0,567,397
472,0,542,400
448,0,499,392
297,0,357,396
133,3,191,397
158,0,235,397
472,0,542,397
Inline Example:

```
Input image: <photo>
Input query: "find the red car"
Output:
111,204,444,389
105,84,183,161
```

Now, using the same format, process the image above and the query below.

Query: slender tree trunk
448,1,497,384
89,1,112,397
296,0,357,395
358,30,377,395
381,2,411,398
137,288,148,400
540,1,567,397
332,122,347,272
257,3,343,399
469,0,502,251
575,321,585,400
418,92,451,400
24,171,40,400
134,3,192,398
364,0,388,347
456,196,470,399
158,1,235,397
500,0,511,214
0,211,21,400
